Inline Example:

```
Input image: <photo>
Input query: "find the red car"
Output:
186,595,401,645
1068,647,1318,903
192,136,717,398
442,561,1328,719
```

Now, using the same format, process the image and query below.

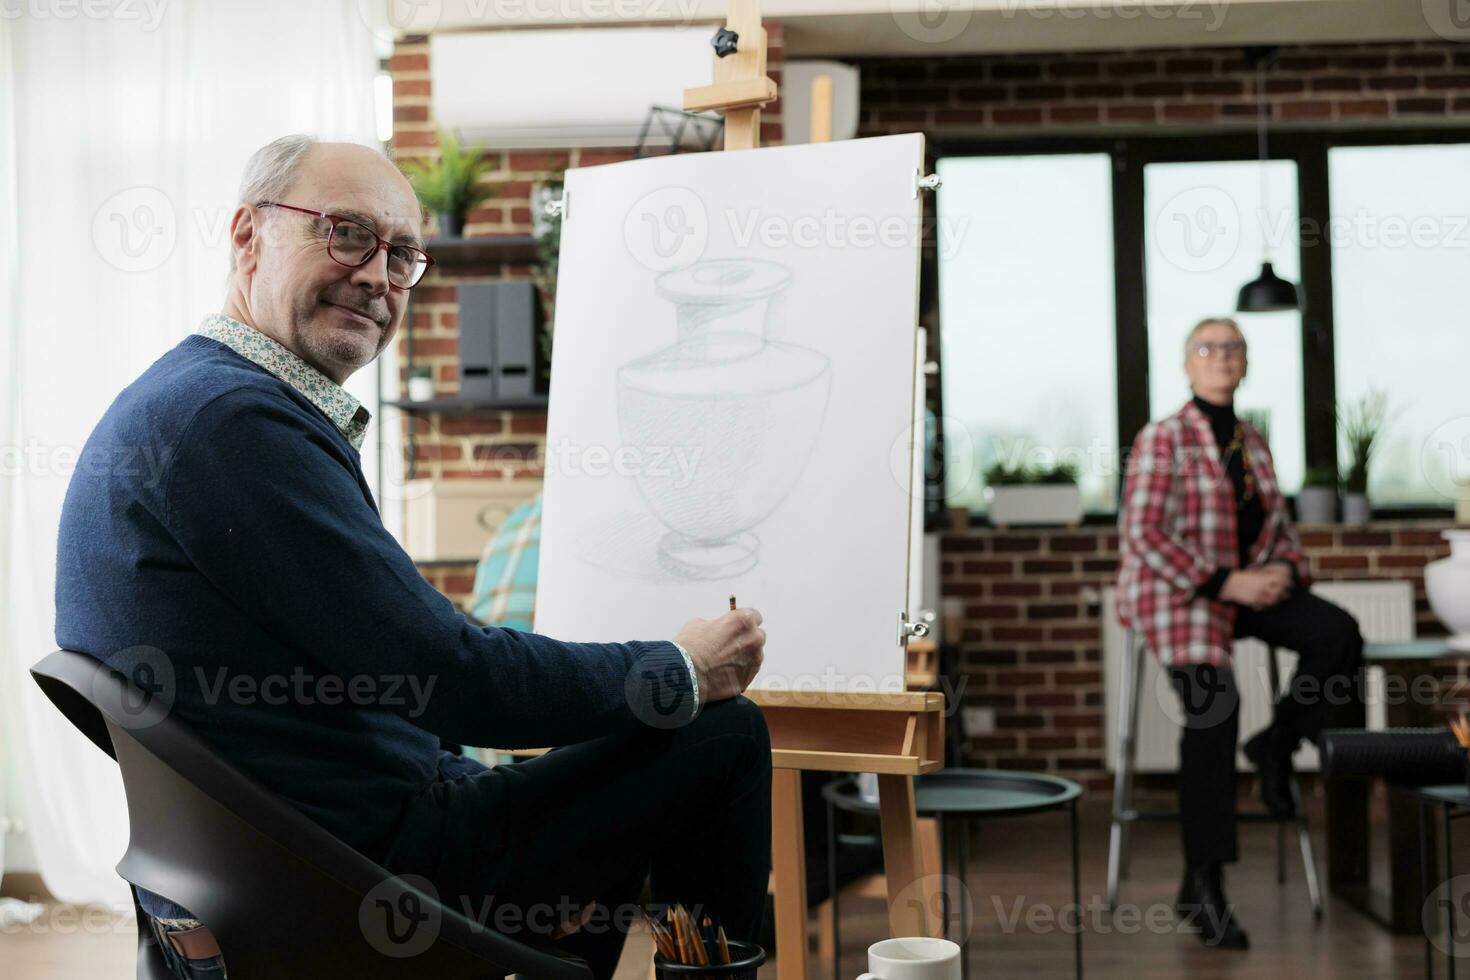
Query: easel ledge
745,688,944,775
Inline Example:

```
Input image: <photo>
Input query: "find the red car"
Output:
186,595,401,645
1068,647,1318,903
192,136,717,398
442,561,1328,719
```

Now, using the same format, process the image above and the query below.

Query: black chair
30,648,593,980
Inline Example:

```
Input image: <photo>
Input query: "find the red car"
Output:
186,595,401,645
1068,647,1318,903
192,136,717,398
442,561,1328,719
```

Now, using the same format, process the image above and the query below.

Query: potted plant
1338,389,1390,527
983,460,1083,527
1296,465,1338,524
399,126,501,239
406,364,434,402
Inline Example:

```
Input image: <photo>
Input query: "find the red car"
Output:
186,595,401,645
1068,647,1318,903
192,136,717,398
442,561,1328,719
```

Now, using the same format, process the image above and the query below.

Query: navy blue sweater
55,334,695,917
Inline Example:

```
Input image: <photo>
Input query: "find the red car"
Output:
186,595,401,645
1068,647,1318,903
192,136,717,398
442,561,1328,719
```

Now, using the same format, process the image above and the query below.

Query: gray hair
229,134,318,273
1183,316,1246,359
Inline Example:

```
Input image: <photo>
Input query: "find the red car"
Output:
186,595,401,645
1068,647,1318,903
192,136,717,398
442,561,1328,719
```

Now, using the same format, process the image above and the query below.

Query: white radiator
1102,581,1415,773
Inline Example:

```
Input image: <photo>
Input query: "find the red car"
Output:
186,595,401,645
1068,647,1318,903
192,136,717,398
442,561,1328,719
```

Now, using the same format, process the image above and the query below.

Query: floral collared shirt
195,313,371,450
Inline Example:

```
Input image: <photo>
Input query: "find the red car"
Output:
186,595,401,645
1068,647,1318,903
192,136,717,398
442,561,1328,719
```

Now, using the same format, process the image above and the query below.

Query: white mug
857,937,961,980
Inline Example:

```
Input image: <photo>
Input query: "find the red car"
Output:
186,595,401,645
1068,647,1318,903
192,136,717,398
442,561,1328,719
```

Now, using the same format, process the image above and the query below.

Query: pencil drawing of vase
618,258,831,579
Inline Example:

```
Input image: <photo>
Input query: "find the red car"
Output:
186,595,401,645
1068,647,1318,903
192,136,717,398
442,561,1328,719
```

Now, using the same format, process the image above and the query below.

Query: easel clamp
912,169,942,199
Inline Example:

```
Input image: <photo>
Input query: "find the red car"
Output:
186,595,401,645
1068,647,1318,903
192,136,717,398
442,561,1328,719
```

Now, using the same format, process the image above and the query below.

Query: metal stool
1106,629,1323,918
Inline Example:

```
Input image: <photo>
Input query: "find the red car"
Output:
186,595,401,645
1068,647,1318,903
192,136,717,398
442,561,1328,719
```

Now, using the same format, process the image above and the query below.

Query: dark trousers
380,695,773,980
1169,588,1366,869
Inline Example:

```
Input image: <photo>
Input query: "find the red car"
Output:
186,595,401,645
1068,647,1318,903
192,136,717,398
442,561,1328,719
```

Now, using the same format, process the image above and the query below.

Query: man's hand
673,607,766,706
1219,567,1291,610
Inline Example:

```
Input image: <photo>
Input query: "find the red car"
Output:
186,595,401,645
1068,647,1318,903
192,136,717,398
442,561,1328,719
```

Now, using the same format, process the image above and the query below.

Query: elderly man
1116,317,1365,951
55,135,771,980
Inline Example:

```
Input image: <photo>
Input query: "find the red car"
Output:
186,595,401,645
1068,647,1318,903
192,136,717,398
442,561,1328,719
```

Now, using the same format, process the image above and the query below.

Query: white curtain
0,2,381,905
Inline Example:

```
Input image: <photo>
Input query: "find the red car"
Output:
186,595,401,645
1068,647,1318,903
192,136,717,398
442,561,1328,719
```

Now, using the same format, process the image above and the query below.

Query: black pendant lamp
1237,260,1300,312
1237,47,1302,314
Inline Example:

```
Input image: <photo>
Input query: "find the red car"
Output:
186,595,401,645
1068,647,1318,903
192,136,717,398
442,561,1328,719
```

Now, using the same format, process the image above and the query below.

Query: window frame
927,126,1470,522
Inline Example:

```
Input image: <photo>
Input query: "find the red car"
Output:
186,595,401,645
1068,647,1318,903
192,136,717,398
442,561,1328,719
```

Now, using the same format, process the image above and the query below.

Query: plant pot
1457,480,1470,526
985,484,1083,528
436,210,464,238
947,506,970,532
1295,486,1337,524
1341,492,1370,526
407,375,435,402
1428,530,1470,653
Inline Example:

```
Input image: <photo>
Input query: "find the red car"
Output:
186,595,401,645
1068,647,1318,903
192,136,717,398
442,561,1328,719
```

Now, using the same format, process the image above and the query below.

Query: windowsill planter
1296,486,1337,524
984,484,1083,528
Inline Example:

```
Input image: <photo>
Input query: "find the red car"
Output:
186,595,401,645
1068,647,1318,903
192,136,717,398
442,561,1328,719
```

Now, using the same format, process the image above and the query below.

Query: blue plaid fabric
467,494,542,631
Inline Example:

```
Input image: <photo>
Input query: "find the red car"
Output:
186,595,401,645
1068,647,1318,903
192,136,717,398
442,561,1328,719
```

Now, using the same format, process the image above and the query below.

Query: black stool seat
824,768,1082,818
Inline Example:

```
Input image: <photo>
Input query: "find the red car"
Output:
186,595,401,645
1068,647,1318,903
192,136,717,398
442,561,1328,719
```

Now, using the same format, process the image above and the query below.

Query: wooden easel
684,5,946,977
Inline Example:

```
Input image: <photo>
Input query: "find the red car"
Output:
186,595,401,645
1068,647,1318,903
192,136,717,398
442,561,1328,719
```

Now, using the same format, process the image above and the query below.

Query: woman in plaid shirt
1116,317,1365,950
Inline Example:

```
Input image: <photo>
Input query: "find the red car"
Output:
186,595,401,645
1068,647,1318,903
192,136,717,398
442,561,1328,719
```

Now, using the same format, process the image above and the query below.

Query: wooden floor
0,796,1434,978
787,795,1430,980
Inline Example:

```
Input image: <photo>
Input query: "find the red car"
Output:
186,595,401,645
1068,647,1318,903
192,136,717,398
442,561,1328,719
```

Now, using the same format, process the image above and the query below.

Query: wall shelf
385,236,549,480
383,397,549,414
424,235,539,270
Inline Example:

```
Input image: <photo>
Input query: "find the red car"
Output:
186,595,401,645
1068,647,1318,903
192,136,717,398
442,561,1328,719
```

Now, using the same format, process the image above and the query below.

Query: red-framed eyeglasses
257,202,434,290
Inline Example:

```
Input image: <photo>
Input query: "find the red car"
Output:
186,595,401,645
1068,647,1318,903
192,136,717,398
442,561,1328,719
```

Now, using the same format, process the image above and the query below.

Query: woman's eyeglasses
257,202,434,290
1194,341,1246,360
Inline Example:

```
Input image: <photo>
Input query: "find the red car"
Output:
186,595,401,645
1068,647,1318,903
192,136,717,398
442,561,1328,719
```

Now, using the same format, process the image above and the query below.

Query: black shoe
1244,726,1297,819
1176,864,1250,949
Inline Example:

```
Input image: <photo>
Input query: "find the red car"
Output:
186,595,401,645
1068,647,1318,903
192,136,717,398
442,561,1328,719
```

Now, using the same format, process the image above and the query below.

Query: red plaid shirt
1115,399,1311,666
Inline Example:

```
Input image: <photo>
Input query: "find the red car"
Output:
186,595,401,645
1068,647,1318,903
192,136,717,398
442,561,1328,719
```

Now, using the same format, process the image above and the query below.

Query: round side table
822,768,1083,980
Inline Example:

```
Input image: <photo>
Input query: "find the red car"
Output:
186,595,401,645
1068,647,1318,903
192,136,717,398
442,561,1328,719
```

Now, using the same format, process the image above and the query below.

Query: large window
934,130,1470,518
1329,143,1470,507
936,154,1118,513
1144,160,1305,494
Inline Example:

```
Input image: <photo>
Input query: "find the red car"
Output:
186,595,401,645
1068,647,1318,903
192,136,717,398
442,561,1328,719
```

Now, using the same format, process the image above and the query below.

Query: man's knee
694,695,771,770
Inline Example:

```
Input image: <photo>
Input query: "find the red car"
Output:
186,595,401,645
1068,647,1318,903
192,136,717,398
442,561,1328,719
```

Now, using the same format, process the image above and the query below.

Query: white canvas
535,133,926,693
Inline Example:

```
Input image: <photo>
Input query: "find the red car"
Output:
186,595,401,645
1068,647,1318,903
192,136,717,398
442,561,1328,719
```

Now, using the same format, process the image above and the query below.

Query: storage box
404,479,540,562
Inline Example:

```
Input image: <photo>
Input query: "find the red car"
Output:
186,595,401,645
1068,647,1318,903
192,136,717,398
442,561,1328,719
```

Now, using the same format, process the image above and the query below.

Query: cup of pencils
1452,712,1470,791
643,904,766,980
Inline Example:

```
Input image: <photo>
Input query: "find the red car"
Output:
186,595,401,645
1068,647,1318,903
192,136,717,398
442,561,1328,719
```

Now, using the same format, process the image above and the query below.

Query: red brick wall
853,39,1470,134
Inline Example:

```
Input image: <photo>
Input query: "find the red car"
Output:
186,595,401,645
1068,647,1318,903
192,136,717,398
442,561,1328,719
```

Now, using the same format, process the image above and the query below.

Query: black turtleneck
1192,393,1266,599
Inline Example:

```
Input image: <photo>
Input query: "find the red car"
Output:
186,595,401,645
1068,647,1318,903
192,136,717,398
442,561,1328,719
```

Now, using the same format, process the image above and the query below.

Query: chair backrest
30,649,592,980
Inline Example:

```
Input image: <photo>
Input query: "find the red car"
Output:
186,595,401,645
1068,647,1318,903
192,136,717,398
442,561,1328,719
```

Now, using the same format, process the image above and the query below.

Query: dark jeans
380,694,773,980
1169,587,1366,869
